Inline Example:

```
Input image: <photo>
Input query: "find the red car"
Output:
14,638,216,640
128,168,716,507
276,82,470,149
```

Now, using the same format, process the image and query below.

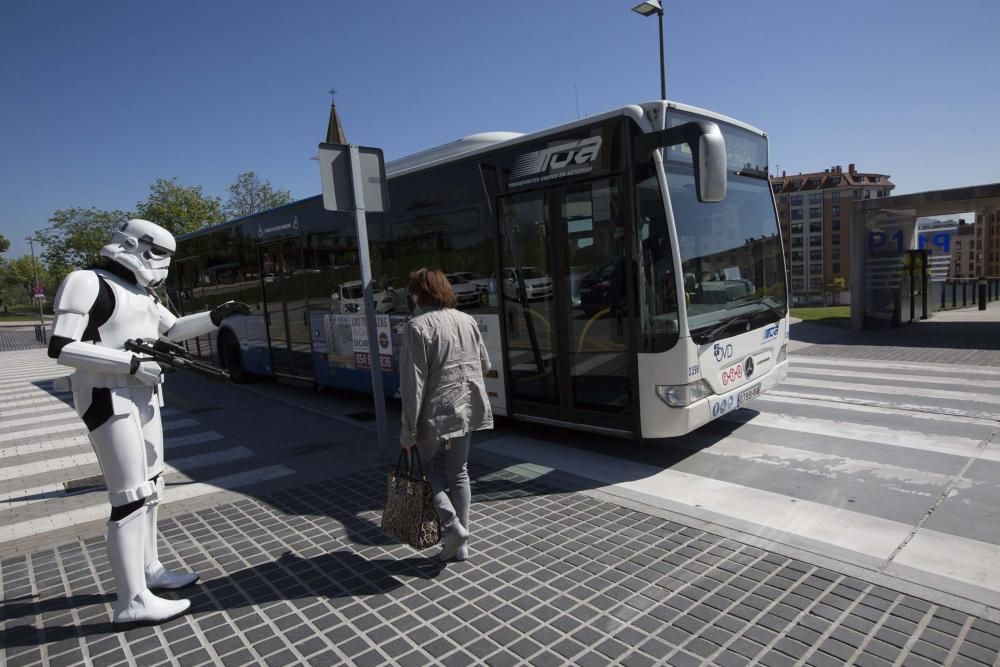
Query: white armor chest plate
96,272,162,349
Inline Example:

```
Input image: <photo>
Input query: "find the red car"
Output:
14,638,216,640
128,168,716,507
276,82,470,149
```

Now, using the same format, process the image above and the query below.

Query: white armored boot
108,506,190,628
144,481,199,590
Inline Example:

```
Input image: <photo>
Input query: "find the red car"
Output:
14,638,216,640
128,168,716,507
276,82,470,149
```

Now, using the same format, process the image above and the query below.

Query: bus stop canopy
851,182,1000,330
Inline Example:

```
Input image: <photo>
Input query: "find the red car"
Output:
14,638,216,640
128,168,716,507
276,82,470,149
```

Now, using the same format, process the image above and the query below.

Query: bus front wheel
220,332,250,384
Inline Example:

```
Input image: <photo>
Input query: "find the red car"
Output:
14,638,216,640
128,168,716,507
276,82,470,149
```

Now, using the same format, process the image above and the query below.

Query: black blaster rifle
124,338,230,382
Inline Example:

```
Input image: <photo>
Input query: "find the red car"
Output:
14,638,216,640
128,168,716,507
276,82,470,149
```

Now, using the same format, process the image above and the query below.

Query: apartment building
950,221,979,278
978,211,1000,277
771,164,895,305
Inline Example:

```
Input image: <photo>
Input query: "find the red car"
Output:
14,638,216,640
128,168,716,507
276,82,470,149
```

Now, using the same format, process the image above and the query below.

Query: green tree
0,234,9,255
826,275,847,306
0,255,50,306
35,207,129,274
136,178,225,236
224,171,293,219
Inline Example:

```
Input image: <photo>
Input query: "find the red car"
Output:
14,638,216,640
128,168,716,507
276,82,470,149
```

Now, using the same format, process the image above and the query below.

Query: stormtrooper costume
48,219,248,628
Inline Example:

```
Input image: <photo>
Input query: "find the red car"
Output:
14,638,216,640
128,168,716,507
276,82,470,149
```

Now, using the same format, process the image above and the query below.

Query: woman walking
399,268,493,562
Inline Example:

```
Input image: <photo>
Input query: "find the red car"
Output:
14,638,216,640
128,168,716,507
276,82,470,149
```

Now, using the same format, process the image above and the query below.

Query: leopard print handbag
382,449,441,549
381,451,411,542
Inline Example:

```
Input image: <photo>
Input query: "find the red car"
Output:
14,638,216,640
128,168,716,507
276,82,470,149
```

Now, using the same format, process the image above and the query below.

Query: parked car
331,280,407,314
446,273,483,308
448,271,491,297
500,266,552,302
578,260,624,316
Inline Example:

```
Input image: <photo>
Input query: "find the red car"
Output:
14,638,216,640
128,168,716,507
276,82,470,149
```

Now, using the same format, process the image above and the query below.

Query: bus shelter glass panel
498,192,559,409
260,239,313,378
562,180,631,416
861,209,918,328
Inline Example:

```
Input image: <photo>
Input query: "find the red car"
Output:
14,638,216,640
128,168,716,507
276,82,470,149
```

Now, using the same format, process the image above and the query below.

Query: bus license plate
737,383,761,406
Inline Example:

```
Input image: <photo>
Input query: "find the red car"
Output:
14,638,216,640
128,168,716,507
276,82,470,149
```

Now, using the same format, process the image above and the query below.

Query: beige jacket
399,307,493,447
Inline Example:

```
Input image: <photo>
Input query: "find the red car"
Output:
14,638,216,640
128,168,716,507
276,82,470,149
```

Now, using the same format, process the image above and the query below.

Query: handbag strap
394,449,409,476
409,448,428,480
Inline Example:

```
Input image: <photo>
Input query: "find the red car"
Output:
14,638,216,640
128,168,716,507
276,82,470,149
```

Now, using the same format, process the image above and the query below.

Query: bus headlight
655,380,713,407
776,344,787,364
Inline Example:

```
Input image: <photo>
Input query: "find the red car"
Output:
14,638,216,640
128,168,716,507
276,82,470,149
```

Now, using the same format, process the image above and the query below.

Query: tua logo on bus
510,136,603,179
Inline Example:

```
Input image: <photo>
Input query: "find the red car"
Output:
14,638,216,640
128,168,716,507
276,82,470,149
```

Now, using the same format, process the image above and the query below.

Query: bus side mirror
636,121,727,203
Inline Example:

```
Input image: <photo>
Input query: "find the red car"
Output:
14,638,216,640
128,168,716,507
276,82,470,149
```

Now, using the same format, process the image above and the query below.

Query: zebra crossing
0,348,296,547
481,354,1000,610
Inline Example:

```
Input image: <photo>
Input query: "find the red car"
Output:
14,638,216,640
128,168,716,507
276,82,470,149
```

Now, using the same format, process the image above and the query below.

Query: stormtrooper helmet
100,219,176,288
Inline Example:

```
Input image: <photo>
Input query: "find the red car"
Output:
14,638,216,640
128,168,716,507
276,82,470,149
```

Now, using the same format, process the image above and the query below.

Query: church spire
325,88,347,144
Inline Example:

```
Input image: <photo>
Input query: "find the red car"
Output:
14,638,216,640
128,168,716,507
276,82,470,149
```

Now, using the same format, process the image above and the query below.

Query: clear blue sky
3,0,998,259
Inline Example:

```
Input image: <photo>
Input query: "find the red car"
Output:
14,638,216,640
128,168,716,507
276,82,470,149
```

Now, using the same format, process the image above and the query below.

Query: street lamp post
26,236,45,329
632,0,666,101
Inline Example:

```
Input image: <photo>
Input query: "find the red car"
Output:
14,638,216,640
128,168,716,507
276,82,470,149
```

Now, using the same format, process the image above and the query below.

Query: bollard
952,281,957,308
980,278,988,311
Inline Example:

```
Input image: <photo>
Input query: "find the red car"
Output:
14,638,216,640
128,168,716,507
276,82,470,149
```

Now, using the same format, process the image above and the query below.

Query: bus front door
498,178,634,435
259,239,315,380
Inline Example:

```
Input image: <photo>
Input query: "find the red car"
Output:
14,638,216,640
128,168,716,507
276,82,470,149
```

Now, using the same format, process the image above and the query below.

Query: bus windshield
664,113,787,336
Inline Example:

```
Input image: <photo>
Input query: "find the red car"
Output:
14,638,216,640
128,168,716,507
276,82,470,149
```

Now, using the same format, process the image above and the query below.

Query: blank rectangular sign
318,143,389,213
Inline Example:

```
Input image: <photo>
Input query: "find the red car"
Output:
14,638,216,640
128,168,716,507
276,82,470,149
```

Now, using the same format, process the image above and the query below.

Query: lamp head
631,0,663,17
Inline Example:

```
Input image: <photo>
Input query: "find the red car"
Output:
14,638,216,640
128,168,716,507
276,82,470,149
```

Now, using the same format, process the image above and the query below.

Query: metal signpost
318,142,392,460
27,237,46,341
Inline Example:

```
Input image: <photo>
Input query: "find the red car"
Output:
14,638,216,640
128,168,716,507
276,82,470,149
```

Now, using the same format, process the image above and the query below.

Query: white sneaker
437,520,469,562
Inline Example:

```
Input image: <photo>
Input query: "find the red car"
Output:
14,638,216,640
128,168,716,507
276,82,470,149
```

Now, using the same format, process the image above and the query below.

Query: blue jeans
417,434,471,533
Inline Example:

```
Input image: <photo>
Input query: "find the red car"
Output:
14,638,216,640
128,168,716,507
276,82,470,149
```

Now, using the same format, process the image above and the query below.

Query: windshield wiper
691,315,751,345
729,296,786,319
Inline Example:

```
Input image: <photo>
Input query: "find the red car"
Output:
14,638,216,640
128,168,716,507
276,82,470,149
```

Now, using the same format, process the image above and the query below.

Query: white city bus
169,101,788,439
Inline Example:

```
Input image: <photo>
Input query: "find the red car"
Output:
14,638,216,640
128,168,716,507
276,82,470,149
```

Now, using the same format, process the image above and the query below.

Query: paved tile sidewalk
790,303,1000,367
3,462,999,667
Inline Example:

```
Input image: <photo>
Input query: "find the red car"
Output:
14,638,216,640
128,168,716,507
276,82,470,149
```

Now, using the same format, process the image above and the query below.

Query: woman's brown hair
408,268,457,309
